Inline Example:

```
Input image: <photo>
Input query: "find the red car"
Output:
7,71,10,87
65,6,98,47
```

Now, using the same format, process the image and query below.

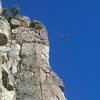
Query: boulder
21,16,31,27
10,19,21,29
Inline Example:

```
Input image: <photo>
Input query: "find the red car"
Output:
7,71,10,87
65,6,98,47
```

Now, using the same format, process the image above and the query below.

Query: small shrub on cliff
2,5,20,21
30,20,45,30
10,5,20,17
2,7,11,21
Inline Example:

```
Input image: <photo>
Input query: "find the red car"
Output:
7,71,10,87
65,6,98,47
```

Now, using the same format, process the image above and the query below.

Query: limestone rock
11,27,49,45
30,20,45,30
0,17,16,100
7,40,20,74
0,16,10,46
0,16,67,100
10,19,21,29
21,16,31,27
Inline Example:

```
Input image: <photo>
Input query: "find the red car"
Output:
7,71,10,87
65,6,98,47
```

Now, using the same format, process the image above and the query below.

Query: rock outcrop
0,15,66,100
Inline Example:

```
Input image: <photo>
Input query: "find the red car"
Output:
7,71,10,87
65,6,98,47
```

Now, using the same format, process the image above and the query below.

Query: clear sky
3,0,100,100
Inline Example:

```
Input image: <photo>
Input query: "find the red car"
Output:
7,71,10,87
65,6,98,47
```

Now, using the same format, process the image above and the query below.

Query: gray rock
0,16,67,100
21,16,31,27
10,19,21,29
30,20,45,30
0,16,10,46
12,27,49,45
15,32,66,100
0,17,16,100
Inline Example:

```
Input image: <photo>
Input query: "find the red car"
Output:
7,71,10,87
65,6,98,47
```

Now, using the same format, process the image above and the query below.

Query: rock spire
0,8,67,100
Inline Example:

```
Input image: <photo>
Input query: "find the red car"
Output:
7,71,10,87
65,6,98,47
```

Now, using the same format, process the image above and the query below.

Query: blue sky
3,0,100,100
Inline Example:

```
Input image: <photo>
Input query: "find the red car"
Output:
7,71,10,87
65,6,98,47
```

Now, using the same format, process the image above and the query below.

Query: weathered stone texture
0,16,66,100
0,16,16,100
10,19,21,29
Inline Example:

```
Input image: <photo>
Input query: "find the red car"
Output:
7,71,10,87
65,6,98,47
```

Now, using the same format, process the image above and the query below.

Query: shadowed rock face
0,16,67,100
0,34,8,46
0,16,16,100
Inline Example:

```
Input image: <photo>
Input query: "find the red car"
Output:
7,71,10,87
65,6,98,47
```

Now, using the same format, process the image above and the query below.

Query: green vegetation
2,5,20,21
10,5,20,17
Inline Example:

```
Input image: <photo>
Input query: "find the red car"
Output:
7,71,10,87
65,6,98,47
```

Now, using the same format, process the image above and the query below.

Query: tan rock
21,16,31,27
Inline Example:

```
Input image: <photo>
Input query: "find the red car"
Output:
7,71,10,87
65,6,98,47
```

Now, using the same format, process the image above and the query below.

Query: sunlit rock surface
0,16,66,100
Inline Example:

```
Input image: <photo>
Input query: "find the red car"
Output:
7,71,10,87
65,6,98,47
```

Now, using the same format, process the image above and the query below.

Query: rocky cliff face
0,16,66,100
